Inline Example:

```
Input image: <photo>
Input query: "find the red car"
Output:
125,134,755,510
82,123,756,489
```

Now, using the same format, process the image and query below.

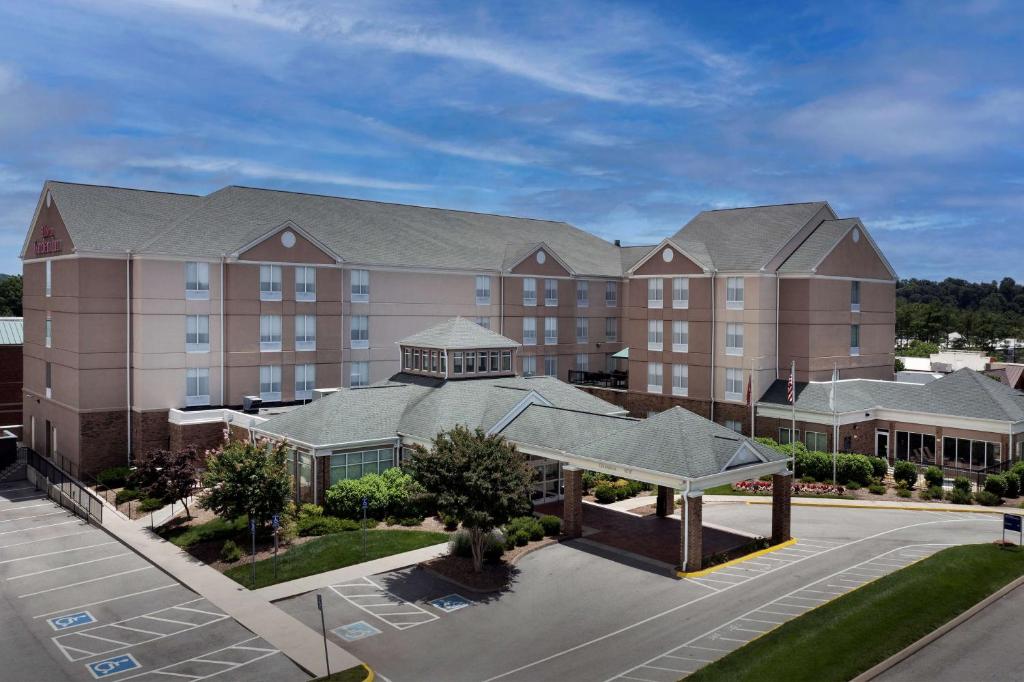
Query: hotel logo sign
35,225,63,256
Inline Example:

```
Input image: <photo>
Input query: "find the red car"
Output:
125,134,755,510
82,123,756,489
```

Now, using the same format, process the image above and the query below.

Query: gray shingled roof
0,318,23,345
398,317,520,350
760,369,1024,423
778,218,858,273
672,202,830,271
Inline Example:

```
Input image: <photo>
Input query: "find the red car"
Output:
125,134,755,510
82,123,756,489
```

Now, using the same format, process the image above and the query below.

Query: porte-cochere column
772,471,793,545
680,490,703,572
562,465,583,538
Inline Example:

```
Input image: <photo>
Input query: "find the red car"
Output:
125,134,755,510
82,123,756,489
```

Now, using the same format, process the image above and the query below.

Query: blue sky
1,1,1021,280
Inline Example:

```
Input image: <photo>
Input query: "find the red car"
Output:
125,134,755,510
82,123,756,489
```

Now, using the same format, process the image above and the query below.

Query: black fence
567,369,628,390
24,448,103,525
908,459,1012,491
0,430,16,470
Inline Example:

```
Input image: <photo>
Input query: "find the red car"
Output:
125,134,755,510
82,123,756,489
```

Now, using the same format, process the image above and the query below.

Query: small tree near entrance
406,426,533,573
198,439,292,528
131,447,199,518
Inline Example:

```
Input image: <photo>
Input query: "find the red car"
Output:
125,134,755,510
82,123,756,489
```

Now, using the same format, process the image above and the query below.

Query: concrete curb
678,538,797,578
852,574,1024,681
704,495,1017,515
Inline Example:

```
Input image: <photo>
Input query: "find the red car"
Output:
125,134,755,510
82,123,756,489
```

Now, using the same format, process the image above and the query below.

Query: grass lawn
687,543,1024,682
158,514,249,548
312,665,371,681
224,529,449,589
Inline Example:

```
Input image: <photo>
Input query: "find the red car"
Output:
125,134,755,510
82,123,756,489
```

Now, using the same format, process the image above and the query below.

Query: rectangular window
296,266,316,302
431,351,439,373
477,351,488,373
725,367,743,400
851,280,861,312
403,348,411,370
186,314,210,352
850,324,861,356
185,367,210,406
647,278,664,308
544,317,558,345
779,428,801,445
351,269,369,302
672,320,688,353
351,315,369,349
259,265,282,301
45,361,52,399
672,364,688,396
259,314,282,352
474,316,490,330
725,420,743,434
672,277,689,309
576,281,589,307
605,281,617,307
647,362,663,393
605,317,617,342
805,431,828,452
295,363,315,400
523,278,537,306
45,260,52,298
259,365,281,401
573,353,587,371
413,349,421,370
726,323,744,356
350,361,369,387
726,277,744,309
522,355,536,376
647,319,663,351
545,279,558,306
490,351,499,372
475,275,491,305
575,317,588,343
523,317,537,346
185,262,209,300
501,350,512,372
453,352,463,374
45,317,52,348
329,448,395,483
544,355,557,377
295,315,316,351
465,350,476,373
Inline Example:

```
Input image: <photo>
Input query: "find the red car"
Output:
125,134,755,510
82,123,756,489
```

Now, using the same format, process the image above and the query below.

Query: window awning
611,347,629,359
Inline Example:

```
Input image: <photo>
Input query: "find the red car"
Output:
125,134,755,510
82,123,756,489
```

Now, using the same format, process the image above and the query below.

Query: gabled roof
777,218,859,273
625,237,713,273
501,242,575,274
0,318,23,345
398,317,520,350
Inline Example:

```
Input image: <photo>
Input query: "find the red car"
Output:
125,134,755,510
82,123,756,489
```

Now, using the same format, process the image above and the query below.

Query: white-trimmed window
523,317,537,346
523,277,537,306
672,364,688,396
647,319,663,351
45,317,51,348
186,262,209,300
576,281,589,307
474,316,490,330
296,266,316,302
575,317,588,343
648,278,664,308
259,314,282,352
851,280,861,312
259,365,281,401
452,352,463,374
778,427,801,445
259,265,282,301
295,315,316,351
605,317,617,341
501,350,512,372
726,323,743,356
672,320,689,353
605,281,617,307
45,361,52,399
647,362,663,393
544,355,557,377
186,315,210,353
475,275,491,305
185,367,210,406
576,353,589,371
350,361,369,387
726,420,743,434
851,324,861,356
295,363,315,400
45,260,52,298
465,350,476,373
351,315,369,349
806,431,828,451
351,269,369,302
545,279,558,306
403,348,412,370
522,355,537,376
726,277,744,310
672,277,689,309
544,317,558,345
725,367,743,401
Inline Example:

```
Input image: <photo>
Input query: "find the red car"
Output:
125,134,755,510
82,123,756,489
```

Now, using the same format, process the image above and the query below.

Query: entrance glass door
529,456,563,503
876,431,889,463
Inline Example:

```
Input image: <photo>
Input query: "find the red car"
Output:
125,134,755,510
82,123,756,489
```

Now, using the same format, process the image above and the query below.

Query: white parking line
0,541,117,564
0,531,84,550
110,636,280,682
0,510,69,524
0,519,80,536
0,485,36,493
7,552,134,580
0,502,52,512
19,567,153,598
33,584,178,619
330,577,440,630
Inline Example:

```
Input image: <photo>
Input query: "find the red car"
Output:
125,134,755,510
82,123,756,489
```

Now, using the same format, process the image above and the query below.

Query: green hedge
324,468,421,520
757,437,881,486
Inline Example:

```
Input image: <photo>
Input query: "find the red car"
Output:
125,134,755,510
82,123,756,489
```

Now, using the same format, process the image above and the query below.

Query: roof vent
614,239,621,247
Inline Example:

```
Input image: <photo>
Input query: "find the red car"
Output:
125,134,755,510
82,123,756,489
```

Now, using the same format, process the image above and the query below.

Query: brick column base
563,466,583,538
772,472,793,545
681,492,703,572
656,485,675,517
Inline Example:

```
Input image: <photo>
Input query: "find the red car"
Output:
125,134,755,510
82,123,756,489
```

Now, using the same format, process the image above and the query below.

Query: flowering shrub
732,480,846,496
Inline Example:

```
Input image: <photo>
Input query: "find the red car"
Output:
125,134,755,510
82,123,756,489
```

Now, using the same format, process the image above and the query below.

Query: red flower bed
732,480,846,496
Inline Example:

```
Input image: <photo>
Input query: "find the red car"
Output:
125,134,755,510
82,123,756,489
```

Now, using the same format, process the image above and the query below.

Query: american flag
787,368,795,404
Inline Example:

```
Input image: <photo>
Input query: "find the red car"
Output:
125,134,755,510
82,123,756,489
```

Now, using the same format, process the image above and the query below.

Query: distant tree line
897,277,1024,355
0,275,21,317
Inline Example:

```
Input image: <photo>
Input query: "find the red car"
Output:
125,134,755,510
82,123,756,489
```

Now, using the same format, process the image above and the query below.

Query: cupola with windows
398,317,520,379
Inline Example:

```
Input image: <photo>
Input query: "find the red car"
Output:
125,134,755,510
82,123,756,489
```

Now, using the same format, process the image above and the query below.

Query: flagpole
749,360,755,437
832,362,838,487
791,360,797,479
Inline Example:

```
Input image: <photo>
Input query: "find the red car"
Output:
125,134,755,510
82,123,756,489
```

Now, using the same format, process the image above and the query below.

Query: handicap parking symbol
430,594,471,613
86,654,140,679
332,621,381,642
47,611,96,631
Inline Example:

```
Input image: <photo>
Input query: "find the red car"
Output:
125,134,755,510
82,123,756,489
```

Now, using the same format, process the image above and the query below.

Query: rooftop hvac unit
242,396,262,413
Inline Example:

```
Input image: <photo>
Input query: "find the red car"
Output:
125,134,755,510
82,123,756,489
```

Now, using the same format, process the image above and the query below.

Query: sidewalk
610,492,1016,515
256,541,450,602
101,509,363,677
134,496,196,528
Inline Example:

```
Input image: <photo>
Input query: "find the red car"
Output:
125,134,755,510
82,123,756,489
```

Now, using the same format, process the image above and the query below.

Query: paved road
275,501,1001,682
876,581,1024,682
0,477,310,682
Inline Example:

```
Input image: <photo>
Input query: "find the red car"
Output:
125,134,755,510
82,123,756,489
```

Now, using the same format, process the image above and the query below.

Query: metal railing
905,458,1012,491
24,448,103,525
567,369,628,390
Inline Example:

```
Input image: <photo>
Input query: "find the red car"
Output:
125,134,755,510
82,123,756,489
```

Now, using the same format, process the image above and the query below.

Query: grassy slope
158,515,249,548
224,529,449,589
688,544,1024,682
312,665,371,681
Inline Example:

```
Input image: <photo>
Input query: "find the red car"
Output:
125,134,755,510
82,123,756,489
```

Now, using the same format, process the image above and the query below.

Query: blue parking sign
47,611,95,631
272,514,280,530
87,654,140,678
430,594,471,613
333,621,381,642
361,496,368,510
1004,514,1022,533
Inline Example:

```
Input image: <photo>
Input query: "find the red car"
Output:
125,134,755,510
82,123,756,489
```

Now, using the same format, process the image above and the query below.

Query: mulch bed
420,536,557,592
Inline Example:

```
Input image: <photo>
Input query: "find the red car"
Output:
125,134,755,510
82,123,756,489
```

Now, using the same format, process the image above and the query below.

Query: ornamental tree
198,438,292,528
131,447,198,517
406,426,532,572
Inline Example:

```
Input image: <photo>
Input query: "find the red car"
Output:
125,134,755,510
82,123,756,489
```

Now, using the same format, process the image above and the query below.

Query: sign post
317,593,330,677
361,496,368,562
1003,513,1022,547
272,514,280,582
249,518,257,588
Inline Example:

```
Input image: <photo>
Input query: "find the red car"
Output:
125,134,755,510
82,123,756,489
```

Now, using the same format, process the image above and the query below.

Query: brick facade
771,472,792,544
80,409,128,476
656,485,675,516
681,492,703,572
169,420,226,454
562,466,583,538
131,409,170,460
0,344,22,427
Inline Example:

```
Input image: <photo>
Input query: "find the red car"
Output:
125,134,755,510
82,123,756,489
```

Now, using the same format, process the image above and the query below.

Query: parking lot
0,478,309,682
276,501,1001,682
